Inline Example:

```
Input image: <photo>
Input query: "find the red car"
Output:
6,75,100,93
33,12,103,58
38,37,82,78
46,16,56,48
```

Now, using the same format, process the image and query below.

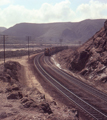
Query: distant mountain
0,27,7,33
2,19,106,44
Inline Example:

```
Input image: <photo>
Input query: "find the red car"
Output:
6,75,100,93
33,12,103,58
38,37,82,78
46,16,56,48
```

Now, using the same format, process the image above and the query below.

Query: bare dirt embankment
53,20,107,93
0,55,79,120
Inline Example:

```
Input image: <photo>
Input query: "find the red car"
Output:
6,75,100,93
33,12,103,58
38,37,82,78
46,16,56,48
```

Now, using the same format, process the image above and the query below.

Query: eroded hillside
69,20,107,83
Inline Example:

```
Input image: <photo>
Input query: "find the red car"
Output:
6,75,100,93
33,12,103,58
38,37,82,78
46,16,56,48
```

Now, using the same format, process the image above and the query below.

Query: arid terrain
0,54,79,120
0,19,107,120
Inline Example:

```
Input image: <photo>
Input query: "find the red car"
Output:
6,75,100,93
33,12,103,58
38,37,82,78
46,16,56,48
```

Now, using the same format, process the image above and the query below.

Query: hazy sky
0,0,107,28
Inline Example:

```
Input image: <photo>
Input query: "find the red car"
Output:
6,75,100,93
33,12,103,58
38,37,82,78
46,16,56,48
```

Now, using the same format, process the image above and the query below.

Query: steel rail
34,54,107,120
44,56,107,103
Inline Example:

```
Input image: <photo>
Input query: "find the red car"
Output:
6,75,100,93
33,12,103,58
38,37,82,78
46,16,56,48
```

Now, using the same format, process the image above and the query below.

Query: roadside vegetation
0,49,43,59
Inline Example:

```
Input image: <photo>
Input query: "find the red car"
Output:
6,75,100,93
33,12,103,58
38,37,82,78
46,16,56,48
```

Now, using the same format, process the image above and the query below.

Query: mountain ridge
2,19,106,44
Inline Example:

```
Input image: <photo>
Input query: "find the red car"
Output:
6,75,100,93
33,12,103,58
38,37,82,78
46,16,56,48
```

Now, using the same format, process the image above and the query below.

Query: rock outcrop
69,20,107,83
0,61,79,120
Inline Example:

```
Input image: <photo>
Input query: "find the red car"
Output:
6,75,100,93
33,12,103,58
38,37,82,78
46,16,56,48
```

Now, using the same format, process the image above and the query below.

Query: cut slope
66,20,107,83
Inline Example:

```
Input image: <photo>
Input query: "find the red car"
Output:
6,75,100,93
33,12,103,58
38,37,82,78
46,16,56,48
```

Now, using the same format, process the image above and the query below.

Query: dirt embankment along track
0,54,79,120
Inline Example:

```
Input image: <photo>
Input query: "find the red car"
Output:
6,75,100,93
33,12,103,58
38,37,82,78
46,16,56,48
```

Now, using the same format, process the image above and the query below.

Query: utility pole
3,35,5,64
0,35,7,64
27,36,31,59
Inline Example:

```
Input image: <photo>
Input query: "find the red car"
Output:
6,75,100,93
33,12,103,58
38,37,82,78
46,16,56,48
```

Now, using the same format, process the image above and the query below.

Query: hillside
55,20,107,89
2,19,105,44
69,20,107,82
0,27,7,33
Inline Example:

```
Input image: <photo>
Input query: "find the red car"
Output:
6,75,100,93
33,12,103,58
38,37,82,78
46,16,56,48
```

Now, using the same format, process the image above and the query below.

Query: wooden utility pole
3,35,5,64
0,35,7,64
27,36,31,59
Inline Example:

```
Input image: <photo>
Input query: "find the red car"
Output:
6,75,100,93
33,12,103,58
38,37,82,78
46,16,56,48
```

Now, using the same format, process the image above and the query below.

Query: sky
0,0,107,28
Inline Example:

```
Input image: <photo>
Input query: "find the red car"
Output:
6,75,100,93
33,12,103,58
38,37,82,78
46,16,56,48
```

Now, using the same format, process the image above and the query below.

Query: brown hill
2,19,105,44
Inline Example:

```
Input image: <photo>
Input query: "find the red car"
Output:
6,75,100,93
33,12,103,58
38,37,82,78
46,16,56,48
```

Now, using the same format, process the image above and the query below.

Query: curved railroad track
34,53,107,120
45,56,107,103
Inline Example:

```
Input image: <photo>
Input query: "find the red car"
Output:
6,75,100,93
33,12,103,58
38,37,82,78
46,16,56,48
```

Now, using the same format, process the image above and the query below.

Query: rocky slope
55,20,107,87
0,61,79,120
69,20,107,83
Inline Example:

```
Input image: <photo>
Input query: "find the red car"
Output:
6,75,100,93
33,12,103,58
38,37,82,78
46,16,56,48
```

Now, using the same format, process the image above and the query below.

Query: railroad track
44,56,107,103
34,53,107,120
